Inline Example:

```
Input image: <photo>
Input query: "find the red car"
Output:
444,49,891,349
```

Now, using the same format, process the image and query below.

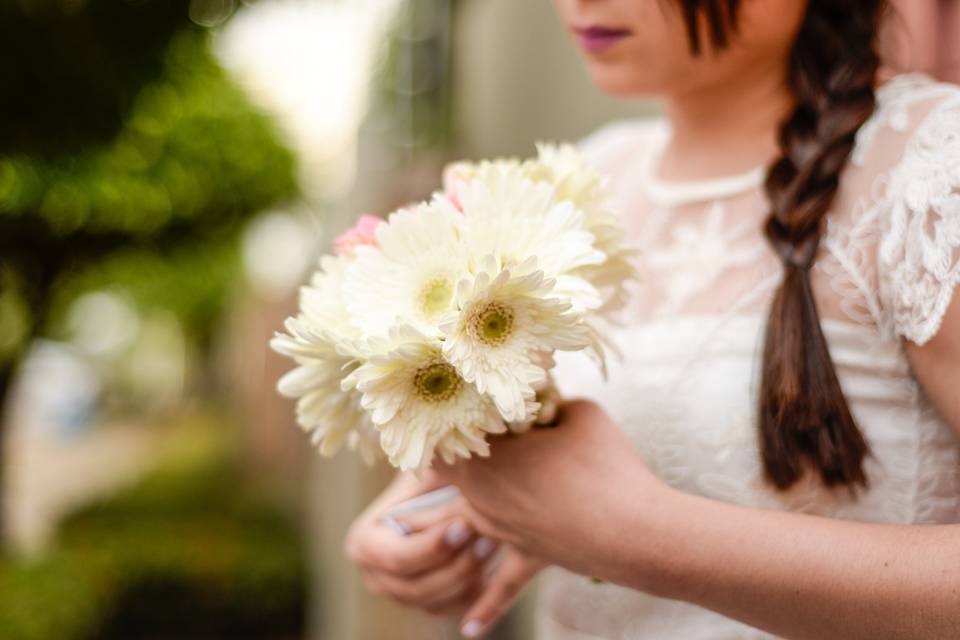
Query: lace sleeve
877,88,960,346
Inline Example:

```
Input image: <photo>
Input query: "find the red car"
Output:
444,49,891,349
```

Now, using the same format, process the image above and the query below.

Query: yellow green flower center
419,276,454,319
413,361,463,403
469,301,514,346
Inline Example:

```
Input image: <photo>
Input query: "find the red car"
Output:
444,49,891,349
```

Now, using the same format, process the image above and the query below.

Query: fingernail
444,520,470,547
473,536,496,560
461,620,484,638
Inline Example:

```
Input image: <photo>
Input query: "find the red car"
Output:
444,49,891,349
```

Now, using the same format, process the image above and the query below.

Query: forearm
609,487,960,639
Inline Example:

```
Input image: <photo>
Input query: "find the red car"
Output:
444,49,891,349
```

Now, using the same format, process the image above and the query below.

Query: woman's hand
435,399,669,582
457,547,545,639
344,471,500,616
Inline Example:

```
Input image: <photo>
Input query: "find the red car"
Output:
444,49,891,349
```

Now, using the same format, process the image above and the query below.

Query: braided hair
676,0,887,489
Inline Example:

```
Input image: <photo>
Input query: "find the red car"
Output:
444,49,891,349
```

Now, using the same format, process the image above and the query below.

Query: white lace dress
537,73,960,639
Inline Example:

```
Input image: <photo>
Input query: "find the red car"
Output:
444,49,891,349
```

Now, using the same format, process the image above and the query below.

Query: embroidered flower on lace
819,192,885,330
877,93,960,345
643,202,767,317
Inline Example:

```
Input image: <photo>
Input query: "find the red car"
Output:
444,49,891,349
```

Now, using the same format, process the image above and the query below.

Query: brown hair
677,0,887,489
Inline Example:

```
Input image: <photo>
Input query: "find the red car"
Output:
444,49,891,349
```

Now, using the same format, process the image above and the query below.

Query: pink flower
442,162,474,212
335,214,383,254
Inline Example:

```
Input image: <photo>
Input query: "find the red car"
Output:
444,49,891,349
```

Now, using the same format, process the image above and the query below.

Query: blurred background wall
0,1,956,639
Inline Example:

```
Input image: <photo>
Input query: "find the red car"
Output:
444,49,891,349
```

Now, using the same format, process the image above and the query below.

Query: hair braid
759,1,885,490
678,0,887,489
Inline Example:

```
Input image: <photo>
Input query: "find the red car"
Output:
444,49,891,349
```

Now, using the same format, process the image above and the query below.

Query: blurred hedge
0,416,306,640
0,0,298,360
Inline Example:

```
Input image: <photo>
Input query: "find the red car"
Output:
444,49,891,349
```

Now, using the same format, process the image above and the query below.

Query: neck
658,61,795,182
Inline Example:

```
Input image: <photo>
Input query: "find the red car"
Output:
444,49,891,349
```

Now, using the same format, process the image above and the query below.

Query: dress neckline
638,123,767,208
636,73,941,209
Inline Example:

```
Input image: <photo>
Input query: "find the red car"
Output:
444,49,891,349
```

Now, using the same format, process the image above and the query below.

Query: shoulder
858,74,960,346
575,117,667,177
852,73,960,170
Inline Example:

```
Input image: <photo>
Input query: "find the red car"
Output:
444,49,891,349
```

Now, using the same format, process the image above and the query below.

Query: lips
574,26,633,53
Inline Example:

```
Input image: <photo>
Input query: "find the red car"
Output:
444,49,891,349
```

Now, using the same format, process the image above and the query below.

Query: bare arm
905,293,960,433
611,295,960,639
623,487,960,639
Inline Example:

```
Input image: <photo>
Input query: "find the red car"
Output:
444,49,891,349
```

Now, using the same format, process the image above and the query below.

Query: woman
345,1,960,638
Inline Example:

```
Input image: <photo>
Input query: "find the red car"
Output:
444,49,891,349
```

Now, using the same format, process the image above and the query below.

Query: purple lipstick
574,26,633,53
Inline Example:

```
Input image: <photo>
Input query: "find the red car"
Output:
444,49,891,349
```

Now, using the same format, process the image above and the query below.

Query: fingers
430,458,461,485
393,495,500,541
346,517,475,576
363,570,476,618
363,535,500,612
391,498,466,533
459,549,543,638
558,397,604,421
367,471,447,515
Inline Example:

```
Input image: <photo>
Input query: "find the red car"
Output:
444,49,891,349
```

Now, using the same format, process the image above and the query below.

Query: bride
344,1,960,638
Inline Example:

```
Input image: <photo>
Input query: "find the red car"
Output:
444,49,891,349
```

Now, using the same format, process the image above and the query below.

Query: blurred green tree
0,0,298,537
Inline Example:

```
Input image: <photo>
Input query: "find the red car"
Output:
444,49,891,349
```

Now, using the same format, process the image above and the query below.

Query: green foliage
0,414,306,640
0,0,298,363
0,555,102,640
0,270,30,361
0,30,297,235
0,0,193,155
49,233,239,343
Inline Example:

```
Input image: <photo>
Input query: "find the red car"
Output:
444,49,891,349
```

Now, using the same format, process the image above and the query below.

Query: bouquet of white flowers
271,143,638,472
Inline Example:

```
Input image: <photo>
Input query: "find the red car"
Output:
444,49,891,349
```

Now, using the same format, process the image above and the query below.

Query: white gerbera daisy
271,254,381,463
533,143,606,211
535,142,641,314
455,165,606,312
298,254,363,341
346,326,506,472
443,159,521,211
344,199,468,337
440,255,592,422
271,317,381,464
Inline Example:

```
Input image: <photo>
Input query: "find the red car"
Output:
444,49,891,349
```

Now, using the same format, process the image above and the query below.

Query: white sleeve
877,88,960,345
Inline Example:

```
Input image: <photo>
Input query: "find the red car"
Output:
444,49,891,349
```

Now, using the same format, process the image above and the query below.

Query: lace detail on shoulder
853,73,960,167
817,76,960,341
876,83,960,345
